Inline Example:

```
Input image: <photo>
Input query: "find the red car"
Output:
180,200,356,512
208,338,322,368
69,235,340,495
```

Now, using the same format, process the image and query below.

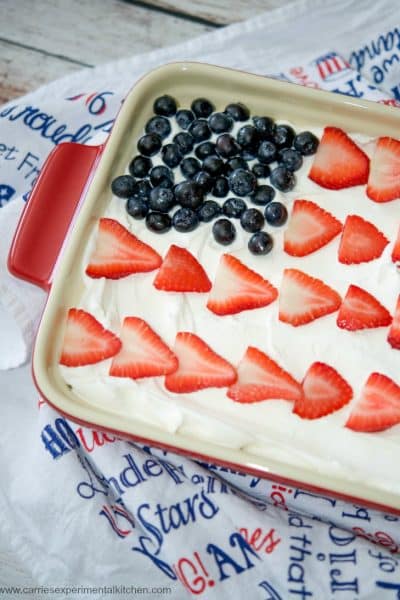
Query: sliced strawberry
293,362,353,419
309,126,369,190
345,372,400,432
227,346,302,403
337,284,392,331
153,245,211,293
367,137,400,202
392,226,400,263
284,199,342,257
206,254,278,316
279,268,341,327
338,214,389,264
86,218,161,279
165,332,237,393
60,308,121,366
388,295,400,350
109,317,177,378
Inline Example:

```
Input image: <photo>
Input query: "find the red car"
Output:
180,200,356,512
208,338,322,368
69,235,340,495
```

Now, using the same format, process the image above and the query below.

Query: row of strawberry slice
309,128,400,203
59,308,400,432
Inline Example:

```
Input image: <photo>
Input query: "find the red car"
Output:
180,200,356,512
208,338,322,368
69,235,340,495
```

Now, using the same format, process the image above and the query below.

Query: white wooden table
0,0,284,587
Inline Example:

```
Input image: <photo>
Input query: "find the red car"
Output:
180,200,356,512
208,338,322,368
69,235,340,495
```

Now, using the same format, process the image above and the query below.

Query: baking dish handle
8,142,103,292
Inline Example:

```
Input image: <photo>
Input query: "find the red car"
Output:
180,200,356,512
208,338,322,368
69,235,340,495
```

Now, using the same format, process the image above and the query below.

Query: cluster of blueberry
111,95,319,255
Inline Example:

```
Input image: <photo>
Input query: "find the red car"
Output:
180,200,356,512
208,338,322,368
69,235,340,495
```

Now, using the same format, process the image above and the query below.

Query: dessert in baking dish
58,94,400,493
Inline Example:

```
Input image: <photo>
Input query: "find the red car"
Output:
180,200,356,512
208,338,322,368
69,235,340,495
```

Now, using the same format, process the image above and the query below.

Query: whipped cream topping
59,120,400,494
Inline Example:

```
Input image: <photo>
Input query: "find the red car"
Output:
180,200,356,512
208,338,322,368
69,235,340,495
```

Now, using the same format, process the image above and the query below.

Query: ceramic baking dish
8,62,400,513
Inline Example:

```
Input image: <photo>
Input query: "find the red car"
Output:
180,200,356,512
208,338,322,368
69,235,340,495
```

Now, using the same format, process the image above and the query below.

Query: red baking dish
7,62,400,514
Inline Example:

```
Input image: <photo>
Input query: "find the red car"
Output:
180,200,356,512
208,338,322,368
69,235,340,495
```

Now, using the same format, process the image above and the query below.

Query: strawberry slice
206,254,278,316
165,332,237,393
367,137,400,202
309,126,369,190
338,214,389,264
293,362,353,419
279,268,341,327
345,372,400,432
284,199,342,257
337,284,392,331
86,218,161,279
227,346,302,403
109,317,178,378
388,295,400,350
153,245,211,293
60,308,121,366
392,226,400,263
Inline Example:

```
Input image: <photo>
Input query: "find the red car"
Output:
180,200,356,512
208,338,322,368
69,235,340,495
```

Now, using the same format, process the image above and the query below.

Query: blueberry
161,143,182,168
176,109,195,130
173,132,195,155
174,181,204,209
191,98,214,118
252,163,270,179
195,141,216,160
240,208,265,233
149,186,175,212
224,102,250,121
228,168,257,197
252,116,275,140
293,131,319,156
126,197,149,219
111,175,137,198
188,119,211,142
134,179,152,200
203,155,224,177
129,155,152,178
197,200,222,222
137,133,162,156
248,231,273,255
270,166,296,192
257,141,278,164
216,134,241,158
273,124,295,149
193,170,215,193
237,125,260,152
145,116,171,140
279,148,303,172
153,95,177,117
212,176,229,198
180,157,201,179
264,201,288,226
149,165,174,188
145,211,172,233
225,157,249,174
212,219,236,245
241,149,258,161
251,185,275,206
223,197,247,218
208,112,233,133
172,207,199,232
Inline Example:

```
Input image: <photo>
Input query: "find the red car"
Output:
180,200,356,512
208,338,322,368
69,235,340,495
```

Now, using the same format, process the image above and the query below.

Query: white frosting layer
59,121,400,495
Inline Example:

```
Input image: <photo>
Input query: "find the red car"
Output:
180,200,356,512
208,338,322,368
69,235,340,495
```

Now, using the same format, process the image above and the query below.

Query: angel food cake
58,94,400,495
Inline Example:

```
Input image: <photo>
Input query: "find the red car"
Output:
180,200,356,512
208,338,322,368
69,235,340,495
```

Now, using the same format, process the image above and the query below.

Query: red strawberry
337,284,392,331
338,214,389,264
109,317,178,378
165,332,237,393
153,245,211,293
284,199,342,257
60,308,121,366
309,126,369,190
392,226,400,263
367,137,400,202
345,372,400,432
388,295,400,350
227,346,302,403
279,268,341,327
86,218,161,279
293,362,353,419
206,254,278,316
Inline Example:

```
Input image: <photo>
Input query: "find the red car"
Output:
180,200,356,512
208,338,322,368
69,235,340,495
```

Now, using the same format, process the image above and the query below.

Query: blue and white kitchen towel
1,0,400,597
